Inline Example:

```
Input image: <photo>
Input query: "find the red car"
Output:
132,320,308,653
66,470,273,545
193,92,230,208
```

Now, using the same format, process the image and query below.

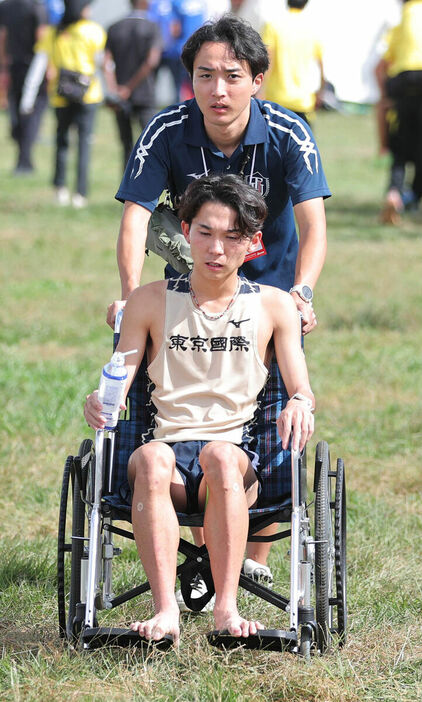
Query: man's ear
181,220,190,242
251,73,264,96
247,231,262,251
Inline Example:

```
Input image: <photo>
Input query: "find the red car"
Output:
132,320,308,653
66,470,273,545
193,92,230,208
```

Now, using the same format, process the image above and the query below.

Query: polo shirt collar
185,98,268,149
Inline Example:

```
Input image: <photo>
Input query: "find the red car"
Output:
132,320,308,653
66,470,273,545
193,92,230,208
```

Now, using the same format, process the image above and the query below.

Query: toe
152,626,165,641
248,620,257,635
240,623,249,637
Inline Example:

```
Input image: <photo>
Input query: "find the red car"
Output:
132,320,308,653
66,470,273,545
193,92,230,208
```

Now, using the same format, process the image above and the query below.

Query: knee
199,441,241,488
128,442,174,493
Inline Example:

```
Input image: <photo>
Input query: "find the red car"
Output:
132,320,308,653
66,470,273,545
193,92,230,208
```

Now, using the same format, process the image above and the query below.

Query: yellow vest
262,9,323,115
36,21,106,106
385,1,422,76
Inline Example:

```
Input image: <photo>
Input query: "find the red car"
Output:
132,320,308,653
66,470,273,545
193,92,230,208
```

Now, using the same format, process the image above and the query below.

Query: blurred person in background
104,0,162,173
172,0,205,100
148,0,181,103
44,0,64,25
376,0,422,224
149,0,205,102
261,0,324,126
229,0,275,33
0,0,48,175
21,0,106,207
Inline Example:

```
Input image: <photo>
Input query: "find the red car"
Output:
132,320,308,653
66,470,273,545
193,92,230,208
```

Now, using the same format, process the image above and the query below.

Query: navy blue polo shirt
116,98,331,291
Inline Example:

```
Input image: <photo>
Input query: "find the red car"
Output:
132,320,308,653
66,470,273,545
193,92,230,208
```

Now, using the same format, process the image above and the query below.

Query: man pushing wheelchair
84,174,314,646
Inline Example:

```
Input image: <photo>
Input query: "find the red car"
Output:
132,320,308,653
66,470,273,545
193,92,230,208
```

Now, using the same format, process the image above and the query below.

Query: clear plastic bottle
97,349,137,430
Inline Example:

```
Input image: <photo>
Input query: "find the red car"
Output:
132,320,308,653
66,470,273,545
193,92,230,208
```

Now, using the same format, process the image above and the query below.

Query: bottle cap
110,348,138,366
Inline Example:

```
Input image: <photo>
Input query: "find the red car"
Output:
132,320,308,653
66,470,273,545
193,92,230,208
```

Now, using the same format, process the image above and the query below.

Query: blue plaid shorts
109,347,291,509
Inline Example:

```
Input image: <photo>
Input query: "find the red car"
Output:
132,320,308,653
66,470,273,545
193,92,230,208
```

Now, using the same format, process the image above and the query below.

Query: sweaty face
182,201,258,278
192,42,263,136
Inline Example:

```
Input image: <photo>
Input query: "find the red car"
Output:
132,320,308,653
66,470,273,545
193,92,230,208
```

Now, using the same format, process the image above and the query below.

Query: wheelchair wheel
334,458,347,645
58,455,72,638
57,439,92,643
314,440,334,653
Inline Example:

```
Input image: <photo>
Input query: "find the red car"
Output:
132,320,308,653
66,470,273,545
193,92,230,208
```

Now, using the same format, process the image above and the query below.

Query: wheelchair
58,349,347,657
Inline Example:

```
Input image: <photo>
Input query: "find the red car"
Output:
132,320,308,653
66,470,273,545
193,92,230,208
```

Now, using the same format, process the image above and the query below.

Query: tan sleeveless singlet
147,275,268,444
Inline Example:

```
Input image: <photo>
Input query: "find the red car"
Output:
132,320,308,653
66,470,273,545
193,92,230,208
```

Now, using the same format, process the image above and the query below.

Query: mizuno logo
228,319,250,328
187,171,208,180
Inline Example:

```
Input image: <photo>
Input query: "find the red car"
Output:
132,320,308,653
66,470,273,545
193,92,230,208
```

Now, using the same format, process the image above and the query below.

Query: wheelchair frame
58,424,347,657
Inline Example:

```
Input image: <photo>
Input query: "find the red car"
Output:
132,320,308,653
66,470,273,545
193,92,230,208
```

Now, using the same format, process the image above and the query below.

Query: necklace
188,275,240,321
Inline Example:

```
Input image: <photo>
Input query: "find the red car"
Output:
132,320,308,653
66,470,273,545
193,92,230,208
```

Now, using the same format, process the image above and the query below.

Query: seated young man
84,174,315,646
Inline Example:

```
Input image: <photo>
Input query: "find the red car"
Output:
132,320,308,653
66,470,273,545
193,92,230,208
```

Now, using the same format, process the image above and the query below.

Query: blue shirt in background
44,0,64,25
172,0,205,55
148,0,177,57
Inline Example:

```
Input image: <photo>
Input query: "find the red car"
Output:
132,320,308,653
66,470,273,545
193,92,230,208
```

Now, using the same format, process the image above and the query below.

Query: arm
106,201,152,329
119,46,161,101
292,197,327,335
86,283,159,428
313,32,326,109
314,55,326,109
103,48,118,94
375,57,389,98
20,51,48,114
267,289,315,452
103,41,161,101
374,57,391,155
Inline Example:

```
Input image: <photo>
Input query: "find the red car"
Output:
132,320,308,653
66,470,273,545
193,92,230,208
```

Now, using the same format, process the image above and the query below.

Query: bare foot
130,609,180,646
214,609,264,637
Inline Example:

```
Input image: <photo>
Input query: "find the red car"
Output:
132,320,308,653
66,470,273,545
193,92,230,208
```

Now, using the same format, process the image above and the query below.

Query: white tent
306,0,402,104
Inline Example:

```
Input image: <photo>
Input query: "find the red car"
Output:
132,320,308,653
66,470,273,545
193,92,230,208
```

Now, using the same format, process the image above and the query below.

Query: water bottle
97,349,137,429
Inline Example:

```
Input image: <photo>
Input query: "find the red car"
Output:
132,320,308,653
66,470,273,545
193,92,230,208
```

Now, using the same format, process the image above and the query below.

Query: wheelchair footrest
207,628,297,652
81,627,173,650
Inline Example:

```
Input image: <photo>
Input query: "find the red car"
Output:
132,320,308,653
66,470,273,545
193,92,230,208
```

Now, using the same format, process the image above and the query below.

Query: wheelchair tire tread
57,455,73,638
334,457,347,645
314,440,332,653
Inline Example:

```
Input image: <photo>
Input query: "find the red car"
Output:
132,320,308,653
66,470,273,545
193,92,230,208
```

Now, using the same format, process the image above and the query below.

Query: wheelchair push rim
314,440,347,652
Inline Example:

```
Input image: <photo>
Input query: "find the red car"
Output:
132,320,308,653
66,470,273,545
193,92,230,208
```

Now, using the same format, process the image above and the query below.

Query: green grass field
0,106,421,701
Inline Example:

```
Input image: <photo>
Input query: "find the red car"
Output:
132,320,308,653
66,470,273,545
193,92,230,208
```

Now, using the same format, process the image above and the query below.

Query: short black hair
288,0,309,8
178,174,267,239
181,14,269,79
58,0,90,31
